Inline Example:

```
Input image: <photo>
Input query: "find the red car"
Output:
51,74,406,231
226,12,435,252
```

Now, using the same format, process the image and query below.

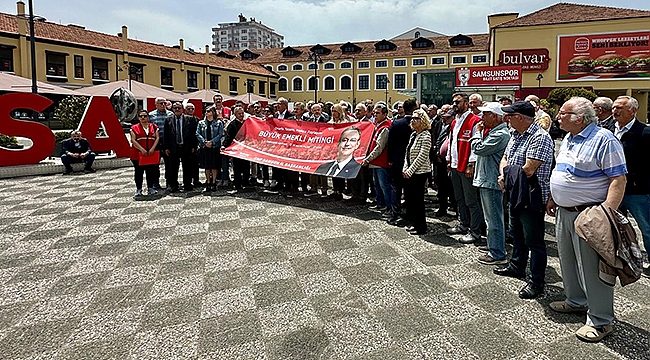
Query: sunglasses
138,114,148,118
172,107,182,110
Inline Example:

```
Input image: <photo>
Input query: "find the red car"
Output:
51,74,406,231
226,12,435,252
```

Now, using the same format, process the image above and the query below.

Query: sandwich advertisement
558,30,650,81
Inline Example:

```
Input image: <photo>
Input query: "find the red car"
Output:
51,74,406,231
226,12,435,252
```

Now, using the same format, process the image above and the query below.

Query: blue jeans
480,188,506,260
508,204,547,286
373,168,392,208
621,194,650,255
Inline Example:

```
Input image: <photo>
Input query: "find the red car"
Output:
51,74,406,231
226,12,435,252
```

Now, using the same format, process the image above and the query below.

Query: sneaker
477,254,508,265
134,189,143,198
459,233,479,244
269,180,277,187
477,245,489,253
83,168,96,174
549,301,588,313
148,188,158,195
369,205,388,213
446,225,468,235
263,180,270,187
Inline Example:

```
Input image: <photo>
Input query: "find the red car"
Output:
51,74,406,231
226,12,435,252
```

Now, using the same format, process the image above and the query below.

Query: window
340,61,352,69
472,54,487,63
241,37,247,40
452,55,467,64
358,75,369,90
394,74,406,89
270,82,276,96
376,43,392,50
209,74,220,90
241,29,247,33
46,52,66,77
308,63,318,70
264,65,273,71
129,64,144,82
92,58,109,81
292,77,303,91
221,44,228,49
324,62,335,70
342,45,357,53
292,64,303,71
259,81,266,95
161,67,173,87
73,55,83,78
241,43,248,48
413,41,430,49
340,76,352,90
375,74,387,90
358,61,369,69
431,56,446,65
0,47,13,72
245,79,254,93
414,31,421,38
220,30,227,35
308,76,318,91
452,39,469,46
412,73,417,89
278,78,288,91
277,64,288,71
229,76,238,93
220,38,227,42
187,71,198,89
394,59,406,67
375,60,388,68
324,76,334,90
412,58,425,66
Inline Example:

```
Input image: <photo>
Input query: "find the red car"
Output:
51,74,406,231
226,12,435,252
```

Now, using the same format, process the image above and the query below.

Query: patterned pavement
0,167,648,360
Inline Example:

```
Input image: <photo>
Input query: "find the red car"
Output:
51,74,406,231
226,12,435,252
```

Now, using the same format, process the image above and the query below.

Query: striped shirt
148,109,173,139
550,123,627,207
505,122,554,202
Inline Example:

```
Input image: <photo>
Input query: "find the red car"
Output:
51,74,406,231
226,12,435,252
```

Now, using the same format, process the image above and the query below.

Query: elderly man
446,93,483,244
494,101,554,299
149,97,173,188
363,104,392,215
213,94,231,119
163,102,198,192
546,97,627,342
593,97,615,132
471,103,510,265
61,130,96,175
270,98,295,191
612,96,650,278
432,108,455,217
308,103,328,123
525,94,552,131
469,93,483,117
184,102,201,187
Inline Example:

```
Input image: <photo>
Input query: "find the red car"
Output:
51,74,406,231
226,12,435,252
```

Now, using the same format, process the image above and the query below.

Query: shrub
0,134,18,147
53,131,71,143
546,88,598,108
54,96,89,129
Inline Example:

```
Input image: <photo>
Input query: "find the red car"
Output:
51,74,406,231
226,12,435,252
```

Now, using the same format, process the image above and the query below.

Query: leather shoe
518,283,544,299
408,229,427,235
447,225,468,235
493,266,525,280
405,226,416,232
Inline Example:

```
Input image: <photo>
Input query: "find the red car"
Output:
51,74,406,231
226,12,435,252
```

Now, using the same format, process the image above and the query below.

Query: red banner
456,66,522,87
558,30,650,81
222,117,374,178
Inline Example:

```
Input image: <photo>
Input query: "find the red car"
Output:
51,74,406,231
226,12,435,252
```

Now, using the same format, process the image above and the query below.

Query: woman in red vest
130,109,160,198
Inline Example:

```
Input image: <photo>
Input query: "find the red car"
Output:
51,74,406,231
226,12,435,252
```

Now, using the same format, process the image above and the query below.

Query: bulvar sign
498,48,551,71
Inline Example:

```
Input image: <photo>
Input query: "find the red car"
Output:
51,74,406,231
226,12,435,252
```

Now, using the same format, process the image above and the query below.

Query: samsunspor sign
498,49,551,71
456,65,522,87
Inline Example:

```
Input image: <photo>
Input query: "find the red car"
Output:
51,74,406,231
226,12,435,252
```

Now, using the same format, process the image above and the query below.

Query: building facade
391,27,445,40
0,2,277,98
211,14,284,52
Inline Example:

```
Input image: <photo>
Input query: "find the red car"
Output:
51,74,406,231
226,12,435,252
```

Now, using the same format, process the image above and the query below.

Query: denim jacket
196,118,224,149
470,122,510,190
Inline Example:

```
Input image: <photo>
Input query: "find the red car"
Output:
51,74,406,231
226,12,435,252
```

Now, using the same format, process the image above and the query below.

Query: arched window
340,75,352,90
340,61,352,69
324,62,335,70
292,64,303,71
278,78,288,92
414,31,421,38
292,77,303,91
308,76,318,91
324,76,335,91
308,63,318,70
277,64,288,71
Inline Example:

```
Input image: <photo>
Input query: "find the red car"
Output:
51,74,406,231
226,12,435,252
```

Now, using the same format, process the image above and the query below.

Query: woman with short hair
403,109,432,235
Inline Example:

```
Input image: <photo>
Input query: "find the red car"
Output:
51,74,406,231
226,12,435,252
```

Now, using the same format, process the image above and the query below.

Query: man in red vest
446,92,484,244
362,103,392,217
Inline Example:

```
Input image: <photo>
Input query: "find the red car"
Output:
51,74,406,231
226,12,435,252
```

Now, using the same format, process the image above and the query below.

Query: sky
2,0,650,51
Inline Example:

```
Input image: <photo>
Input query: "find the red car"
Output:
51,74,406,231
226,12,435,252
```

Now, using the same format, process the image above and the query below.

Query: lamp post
536,73,543,97
308,51,323,102
243,80,252,104
26,0,41,94
384,75,390,105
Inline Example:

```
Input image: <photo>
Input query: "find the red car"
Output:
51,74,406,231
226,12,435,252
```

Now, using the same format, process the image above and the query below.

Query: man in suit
613,95,650,278
184,102,201,188
314,126,362,179
61,130,96,175
270,97,295,191
163,102,198,192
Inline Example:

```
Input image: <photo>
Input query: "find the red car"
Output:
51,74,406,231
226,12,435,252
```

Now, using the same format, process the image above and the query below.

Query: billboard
455,66,522,87
557,30,650,81
221,117,374,179
498,49,550,71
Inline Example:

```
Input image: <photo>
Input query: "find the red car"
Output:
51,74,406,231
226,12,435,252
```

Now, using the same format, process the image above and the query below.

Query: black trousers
131,160,157,190
167,147,194,189
434,162,455,211
232,158,250,188
350,166,370,199
405,173,428,232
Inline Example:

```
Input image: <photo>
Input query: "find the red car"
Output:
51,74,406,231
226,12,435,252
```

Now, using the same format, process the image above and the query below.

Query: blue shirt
505,122,554,202
148,109,173,139
550,123,627,207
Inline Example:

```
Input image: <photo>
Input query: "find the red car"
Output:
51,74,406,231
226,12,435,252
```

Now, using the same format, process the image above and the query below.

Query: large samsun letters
0,93,130,167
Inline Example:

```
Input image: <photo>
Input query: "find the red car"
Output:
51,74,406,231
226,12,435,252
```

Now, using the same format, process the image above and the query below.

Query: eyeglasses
558,111,576,116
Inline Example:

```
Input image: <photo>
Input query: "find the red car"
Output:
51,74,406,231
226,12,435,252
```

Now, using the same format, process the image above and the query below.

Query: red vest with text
450,112,481,173
369,119,392,168
130,123,158,160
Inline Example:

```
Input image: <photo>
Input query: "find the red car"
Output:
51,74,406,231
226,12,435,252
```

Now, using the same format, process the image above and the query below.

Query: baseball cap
501,101,535,118
477,102,505,116
442,109,456,117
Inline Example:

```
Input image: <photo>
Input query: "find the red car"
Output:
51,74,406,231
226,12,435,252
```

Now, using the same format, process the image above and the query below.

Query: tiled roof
0,12,275,77
496,3,650,28
241,34,490,64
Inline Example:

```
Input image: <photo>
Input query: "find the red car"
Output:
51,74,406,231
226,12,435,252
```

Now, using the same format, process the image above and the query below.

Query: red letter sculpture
77,96,131,158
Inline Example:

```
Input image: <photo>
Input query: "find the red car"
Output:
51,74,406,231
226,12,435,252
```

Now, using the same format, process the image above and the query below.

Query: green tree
546,88,598,108
54,96,89,129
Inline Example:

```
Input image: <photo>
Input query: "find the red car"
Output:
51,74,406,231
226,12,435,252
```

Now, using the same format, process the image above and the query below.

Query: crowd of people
85,89,647,343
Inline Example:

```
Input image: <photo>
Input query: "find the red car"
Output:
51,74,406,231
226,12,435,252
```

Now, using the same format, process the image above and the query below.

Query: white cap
477,102,505,116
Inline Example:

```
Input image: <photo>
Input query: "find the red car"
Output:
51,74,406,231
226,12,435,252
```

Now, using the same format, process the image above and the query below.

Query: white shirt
614,118,636,140
327,157,353,176
448,110,478,169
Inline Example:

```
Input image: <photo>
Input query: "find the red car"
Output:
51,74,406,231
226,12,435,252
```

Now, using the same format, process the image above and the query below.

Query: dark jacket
386,115,413,172
503,164,544,213
432,123,450,163
619,119,650,195
275,110,296,120
163,114,198,154
222,118,245,148
62,138,92,155
313,159,361,178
